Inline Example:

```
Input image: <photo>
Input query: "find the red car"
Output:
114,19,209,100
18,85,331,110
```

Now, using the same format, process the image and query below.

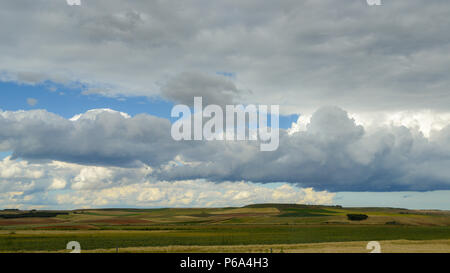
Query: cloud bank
1,107,450,192
0,156,334,210
1,0,450,114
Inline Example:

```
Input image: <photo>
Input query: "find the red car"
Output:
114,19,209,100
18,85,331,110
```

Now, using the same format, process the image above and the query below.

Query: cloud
161,71,245,106
49,178,66,190
0,155,334,209
1,107,450,192
1,0,450,115
159,106,450,192
0,156,44,180
0,108,181,167
69,108,131,121
26,98,38,106
53,180,335,209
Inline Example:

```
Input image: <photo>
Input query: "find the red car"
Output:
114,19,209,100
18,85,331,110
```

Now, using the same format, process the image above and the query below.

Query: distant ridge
244,203,342,209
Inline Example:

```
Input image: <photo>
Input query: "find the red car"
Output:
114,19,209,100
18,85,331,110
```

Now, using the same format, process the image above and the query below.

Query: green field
0,204,449,252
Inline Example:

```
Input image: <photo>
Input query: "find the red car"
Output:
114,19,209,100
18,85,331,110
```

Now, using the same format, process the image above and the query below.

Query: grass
78,239,450,253
278,208,337,217
0,225,449,251
0,204,449,252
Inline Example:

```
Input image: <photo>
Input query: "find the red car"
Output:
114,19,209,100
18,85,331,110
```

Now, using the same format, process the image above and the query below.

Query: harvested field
34,225,97,230
0,218,64,226
81,218,151,225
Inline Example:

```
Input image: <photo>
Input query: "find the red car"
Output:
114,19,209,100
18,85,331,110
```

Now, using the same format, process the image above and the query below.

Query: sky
0,0,449,210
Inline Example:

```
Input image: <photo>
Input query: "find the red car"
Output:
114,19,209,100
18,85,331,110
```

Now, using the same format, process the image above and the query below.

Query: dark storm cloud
1,108,450,192
157,107,450,192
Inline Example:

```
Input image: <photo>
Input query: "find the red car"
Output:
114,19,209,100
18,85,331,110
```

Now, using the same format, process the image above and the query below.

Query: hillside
0,204,449,252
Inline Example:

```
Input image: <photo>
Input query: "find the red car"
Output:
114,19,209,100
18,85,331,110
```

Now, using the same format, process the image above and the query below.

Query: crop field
0,204,449,253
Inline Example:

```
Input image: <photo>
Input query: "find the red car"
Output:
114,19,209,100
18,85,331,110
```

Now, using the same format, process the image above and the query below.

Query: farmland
0,204,449,252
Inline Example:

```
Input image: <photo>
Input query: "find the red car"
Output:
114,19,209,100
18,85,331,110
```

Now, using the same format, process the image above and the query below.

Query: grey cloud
0,109,184,167
1,107,450,192
161,72,244,106
17,72,47,85
157,107,450,192
1,1,450,113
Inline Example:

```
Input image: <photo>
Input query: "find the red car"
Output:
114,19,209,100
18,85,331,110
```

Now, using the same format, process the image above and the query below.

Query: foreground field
2,239,449,253
66,239,450,253
0,204,449,252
